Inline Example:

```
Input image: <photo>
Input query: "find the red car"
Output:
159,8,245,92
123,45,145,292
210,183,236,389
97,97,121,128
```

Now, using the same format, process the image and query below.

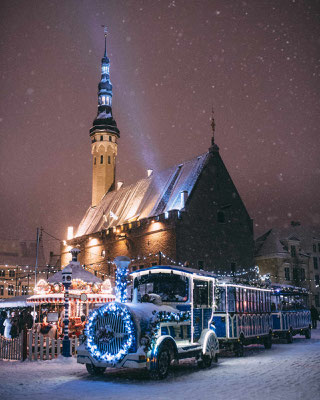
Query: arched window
108,155,111,164
100,155,103,164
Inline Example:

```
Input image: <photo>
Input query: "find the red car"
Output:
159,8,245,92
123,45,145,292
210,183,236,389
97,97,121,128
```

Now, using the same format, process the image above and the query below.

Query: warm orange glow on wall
67,226,74,240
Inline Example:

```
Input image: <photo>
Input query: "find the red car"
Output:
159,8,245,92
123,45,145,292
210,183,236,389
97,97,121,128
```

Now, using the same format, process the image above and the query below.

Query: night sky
1,0,319,254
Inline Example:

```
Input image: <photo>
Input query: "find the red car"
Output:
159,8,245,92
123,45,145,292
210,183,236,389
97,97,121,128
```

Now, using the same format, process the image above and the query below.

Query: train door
192,279,213,342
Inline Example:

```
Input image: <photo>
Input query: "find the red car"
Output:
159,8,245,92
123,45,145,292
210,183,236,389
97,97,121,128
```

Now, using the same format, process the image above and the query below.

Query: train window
244,290,247,313
228,286,236,312
216,286,226,312
254,291,258,312
193,280,209,308
137,273,189,302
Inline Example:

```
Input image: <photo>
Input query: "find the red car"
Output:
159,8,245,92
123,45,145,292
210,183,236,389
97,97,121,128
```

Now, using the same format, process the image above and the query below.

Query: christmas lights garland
142,310,191,353
86,302,136,363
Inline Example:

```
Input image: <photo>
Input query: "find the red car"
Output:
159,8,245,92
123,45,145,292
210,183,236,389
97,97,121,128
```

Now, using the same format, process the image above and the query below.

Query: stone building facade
0,239,47,299
255,224,320,311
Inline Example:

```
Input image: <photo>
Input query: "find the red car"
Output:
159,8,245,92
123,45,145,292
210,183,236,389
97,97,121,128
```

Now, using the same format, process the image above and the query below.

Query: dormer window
290,245,296,257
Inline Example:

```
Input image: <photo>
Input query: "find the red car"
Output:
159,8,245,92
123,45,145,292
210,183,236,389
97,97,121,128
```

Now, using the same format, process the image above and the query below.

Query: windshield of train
135,273,189,302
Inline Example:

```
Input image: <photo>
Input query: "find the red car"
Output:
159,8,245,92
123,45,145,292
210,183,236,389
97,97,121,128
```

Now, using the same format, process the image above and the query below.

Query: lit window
8,285,14,296
22,286,28,295
100,155,103,164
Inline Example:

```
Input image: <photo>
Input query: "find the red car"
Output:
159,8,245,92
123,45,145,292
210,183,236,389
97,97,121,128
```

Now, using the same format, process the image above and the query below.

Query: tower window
100,96,111,106
100,155,103,164
94,157,96,165
100,135,103,141
108,156,111,164
109,136,112,142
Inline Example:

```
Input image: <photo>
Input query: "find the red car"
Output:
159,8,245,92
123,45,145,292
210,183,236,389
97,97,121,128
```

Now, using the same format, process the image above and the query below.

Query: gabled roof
255,226,320,258
76,153,209,237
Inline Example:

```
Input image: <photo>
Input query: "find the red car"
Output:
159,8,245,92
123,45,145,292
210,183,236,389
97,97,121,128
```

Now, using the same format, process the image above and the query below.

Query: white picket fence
27,331,79,361
0,333,23,360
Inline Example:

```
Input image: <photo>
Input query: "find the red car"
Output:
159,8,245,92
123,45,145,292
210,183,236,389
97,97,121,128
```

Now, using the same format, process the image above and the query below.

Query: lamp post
114,256,131,303
61,248,79,357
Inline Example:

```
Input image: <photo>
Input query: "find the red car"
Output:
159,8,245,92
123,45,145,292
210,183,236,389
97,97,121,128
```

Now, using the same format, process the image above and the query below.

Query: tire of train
86,363,106,376
286,330,293,344
305,328,311,339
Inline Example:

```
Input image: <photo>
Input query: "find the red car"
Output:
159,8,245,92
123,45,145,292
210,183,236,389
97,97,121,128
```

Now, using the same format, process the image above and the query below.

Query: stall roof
0,295,30,309
48,262,102,284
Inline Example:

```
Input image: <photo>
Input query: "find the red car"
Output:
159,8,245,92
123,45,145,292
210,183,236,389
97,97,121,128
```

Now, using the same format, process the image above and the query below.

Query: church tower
90,29,120,207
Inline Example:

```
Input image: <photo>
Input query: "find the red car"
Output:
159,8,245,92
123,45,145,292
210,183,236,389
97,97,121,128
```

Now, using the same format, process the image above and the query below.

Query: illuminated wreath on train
86,303,136,363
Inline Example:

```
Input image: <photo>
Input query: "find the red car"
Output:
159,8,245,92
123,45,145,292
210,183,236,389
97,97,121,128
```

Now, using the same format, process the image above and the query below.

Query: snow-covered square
1,329,319,400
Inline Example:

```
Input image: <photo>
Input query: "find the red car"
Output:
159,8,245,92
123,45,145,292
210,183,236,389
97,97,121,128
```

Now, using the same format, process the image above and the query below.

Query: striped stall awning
26,293,115,304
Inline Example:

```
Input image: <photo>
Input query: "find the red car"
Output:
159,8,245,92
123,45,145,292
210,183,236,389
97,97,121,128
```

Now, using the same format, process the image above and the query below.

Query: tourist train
77,264,312,378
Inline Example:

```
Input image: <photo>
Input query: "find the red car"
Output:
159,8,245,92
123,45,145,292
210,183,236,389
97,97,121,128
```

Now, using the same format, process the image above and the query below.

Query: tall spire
209,107,219,153
89,26,119,137
103,25,108,57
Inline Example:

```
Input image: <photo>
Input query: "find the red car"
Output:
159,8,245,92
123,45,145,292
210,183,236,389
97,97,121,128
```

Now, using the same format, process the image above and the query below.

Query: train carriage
271,285,311,342
212,283,273,355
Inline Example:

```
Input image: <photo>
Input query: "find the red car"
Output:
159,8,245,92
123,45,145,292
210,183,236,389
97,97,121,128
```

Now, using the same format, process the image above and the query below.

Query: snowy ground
1,329,320,400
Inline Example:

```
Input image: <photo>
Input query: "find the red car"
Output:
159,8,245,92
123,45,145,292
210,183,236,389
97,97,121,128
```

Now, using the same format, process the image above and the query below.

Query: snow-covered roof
0,295,31,309
255,226,320,258
76,153,209,237
48,262,102,284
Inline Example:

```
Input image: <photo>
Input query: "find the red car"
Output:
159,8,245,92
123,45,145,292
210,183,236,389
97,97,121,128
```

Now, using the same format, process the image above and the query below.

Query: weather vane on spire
101,25,109,57
211,107,216,144
101,25,108,37
209,106,219,153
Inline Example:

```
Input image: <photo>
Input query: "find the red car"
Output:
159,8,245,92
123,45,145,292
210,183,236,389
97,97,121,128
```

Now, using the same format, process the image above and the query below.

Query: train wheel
234,342,244,357
149,346,171,380
286,330,293,344
85,363,106,376
305,328,311,339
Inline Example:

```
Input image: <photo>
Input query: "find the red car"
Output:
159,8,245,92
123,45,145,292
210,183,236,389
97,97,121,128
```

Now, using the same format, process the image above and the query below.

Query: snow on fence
27,331,79,361
0,333,24,360
0,331,79,361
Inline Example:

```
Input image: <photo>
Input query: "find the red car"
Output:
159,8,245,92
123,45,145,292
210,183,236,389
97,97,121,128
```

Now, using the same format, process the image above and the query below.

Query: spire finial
209,107,219,153
211,106,215,144
101,25,108,57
